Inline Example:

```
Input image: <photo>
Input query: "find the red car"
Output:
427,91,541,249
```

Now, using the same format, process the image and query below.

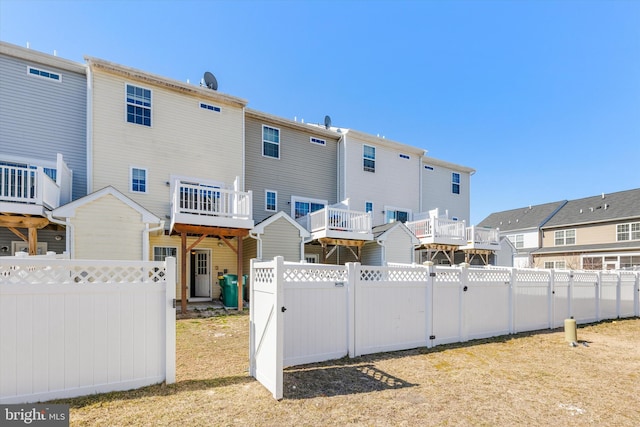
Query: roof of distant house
541,188,640,228
478,201,566,232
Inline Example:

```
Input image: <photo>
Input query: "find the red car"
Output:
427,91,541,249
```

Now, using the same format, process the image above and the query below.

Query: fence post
568,270,574,319
635,272,640,317
509,268,516,334
347,262,358,358
460,263,469,342
425,262,435,348
616,271,622,319
274,256,284,400
595,271,601,322
548,269,555,329
165,257,176,384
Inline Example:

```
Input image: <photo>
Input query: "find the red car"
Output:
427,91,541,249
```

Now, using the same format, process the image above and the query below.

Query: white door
194,250,210,297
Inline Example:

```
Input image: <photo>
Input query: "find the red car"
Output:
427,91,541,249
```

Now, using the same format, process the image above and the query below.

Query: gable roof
478,201,567,232
250,211,310,238
372,222,419,244
542,188,640,229
51,186,161,223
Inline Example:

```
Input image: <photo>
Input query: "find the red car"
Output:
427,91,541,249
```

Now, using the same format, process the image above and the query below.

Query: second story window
363,145,375,172
28,66,61,82
509,234,524,249
130,167,147,193
365,201,373,214
554,229,575,246
617,222,640,241
263,126,280,159
265,190,277,212
385,209,409,223
126,84,151,127
293,198,325,219
452,172,460,194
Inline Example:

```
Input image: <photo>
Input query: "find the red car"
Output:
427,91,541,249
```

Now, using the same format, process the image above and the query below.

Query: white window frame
310,137,326,146
509,234,524,249
384,206,412,223
544,260,566,269
126,83,152,127
452,172,461,194
291,195,327,219
617,222,640,241
363,145,376,172
265,190,277,212
27,66,62,82
365,201,374,214
130,167,148,194
554,229,576,246
153,246,178,262
199,102,221,112
262,125,280,159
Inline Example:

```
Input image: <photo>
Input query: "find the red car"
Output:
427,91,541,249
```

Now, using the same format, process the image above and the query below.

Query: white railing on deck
299,207,372,234
466,226,500,245
173,182,252,219
406,217,466,240
0,164,60,209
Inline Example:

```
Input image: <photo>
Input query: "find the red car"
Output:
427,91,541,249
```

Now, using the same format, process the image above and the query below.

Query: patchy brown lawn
61,314,640,426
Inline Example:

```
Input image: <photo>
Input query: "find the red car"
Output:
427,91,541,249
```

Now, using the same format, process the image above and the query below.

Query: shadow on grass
54,375,255,408
284,363,416,399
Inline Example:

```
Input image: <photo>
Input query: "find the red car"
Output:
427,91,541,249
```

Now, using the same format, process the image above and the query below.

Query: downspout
248,230,262,260
242,107,246,191
46,212,74,258
86,62,93,194
376,238,386,265
143,221,165,260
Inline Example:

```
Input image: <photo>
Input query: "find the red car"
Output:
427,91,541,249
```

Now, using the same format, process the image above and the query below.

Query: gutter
248,229,262,260
46,212,74,258
143,221,165,260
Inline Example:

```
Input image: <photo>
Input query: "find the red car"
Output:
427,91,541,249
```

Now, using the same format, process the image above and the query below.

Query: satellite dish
324,115,332,129
203,71,218,90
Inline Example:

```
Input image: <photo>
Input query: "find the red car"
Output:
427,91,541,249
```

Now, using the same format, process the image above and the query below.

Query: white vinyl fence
0,257,176,404
250,257,640,399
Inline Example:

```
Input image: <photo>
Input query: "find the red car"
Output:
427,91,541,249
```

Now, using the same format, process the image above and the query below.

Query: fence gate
249,258,284,400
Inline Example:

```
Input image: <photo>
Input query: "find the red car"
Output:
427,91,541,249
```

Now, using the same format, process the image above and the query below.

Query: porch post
181,232,187,314
28,228,37,255
237,236,243,311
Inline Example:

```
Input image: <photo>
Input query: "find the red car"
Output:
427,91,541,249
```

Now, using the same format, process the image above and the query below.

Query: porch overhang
0,201,46,216
170,213,254,233
310,229,374,241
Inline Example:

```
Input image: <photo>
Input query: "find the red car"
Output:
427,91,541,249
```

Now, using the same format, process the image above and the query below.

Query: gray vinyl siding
361,241,383,266
0,52,87,200
260,218,302,262
0,228,66,256
245,114,339,223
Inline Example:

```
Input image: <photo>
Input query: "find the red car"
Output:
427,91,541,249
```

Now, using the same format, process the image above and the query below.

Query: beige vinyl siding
245,115,339,223
150,234,241,300
91,69,245,220
72,194,145,260
542,223,628,248
243,237,258,275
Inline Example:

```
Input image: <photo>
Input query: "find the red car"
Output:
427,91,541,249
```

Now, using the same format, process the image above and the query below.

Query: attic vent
399,154,410,160
604,204,609,210
424,165,434,170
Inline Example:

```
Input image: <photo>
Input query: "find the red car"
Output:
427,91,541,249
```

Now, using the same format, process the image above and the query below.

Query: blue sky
1,0,639,224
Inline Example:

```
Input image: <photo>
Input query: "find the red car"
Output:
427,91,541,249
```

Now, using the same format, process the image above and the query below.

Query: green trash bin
219,274,246,308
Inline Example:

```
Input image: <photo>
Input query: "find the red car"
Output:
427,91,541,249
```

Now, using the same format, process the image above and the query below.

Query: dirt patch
60,315,640,426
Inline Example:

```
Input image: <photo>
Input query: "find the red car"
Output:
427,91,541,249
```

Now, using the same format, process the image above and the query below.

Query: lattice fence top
600,272,620,286
434,268,461,283
468,269,511,284
0,260,167,285
573,271,599,284
515,270,552,284
284,266,347,283
359,267,429,282
252,267,276,285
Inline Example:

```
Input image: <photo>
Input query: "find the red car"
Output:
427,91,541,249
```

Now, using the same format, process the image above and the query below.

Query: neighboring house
534,189,640,270
478,201,566,267
0,41,86,256
85,57,254,308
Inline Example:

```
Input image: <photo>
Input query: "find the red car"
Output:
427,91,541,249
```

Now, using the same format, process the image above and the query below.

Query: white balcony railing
0,154,72,212
297,207,372,235
172,182,252,220
405,217,466,242
465,226,500,246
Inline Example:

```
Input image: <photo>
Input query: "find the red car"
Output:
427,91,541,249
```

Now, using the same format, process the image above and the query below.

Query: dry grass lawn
60,314,640,426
